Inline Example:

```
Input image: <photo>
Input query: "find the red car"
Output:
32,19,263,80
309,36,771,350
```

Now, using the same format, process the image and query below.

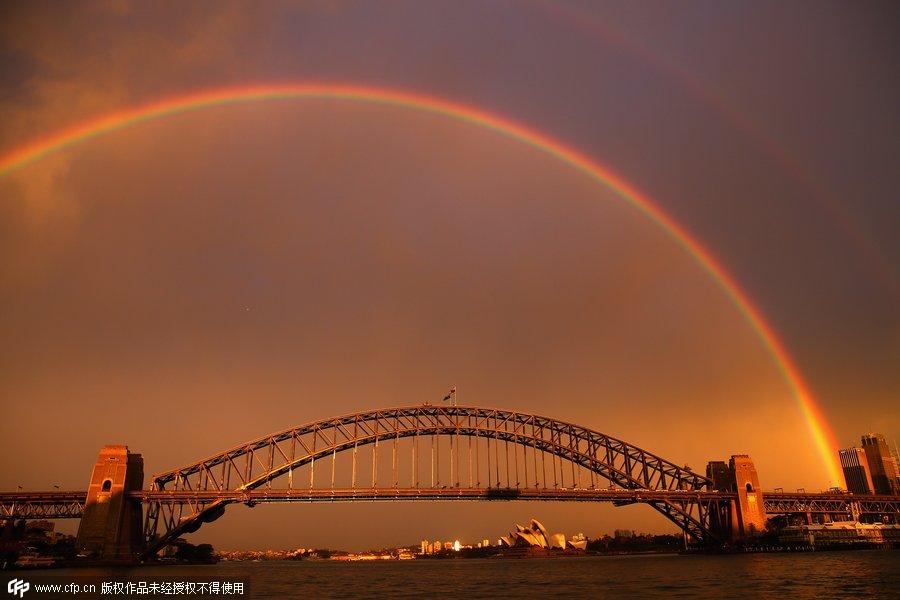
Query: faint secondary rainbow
0,83,842,484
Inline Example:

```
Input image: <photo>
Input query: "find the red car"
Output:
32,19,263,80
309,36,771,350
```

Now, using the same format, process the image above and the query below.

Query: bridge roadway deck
134,487,738,503
2,488,735,519
5,488,900,508
129,489,900,520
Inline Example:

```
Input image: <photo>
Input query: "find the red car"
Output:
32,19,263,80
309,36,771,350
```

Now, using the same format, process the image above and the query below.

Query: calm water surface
25,551,900,598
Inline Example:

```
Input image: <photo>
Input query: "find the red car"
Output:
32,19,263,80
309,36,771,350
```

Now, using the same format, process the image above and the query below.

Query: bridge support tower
731,455,767,535
706,454,767,541
75,445,144,562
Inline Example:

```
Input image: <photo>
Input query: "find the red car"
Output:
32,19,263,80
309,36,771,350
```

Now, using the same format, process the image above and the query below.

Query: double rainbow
0,83,842,484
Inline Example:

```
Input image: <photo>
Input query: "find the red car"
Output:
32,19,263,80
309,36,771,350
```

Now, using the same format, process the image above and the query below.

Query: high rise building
839,447,875,494
861,434,900,495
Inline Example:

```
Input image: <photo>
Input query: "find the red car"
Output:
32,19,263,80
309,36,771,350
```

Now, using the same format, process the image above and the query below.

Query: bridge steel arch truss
144,406,718,556
0,492,86,520
764,493,900,521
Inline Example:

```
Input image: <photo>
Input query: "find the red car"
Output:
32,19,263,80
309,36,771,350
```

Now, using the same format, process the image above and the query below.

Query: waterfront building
780,521,900,548
549,533,566,549
861,434,900,495
569,533,588,551
839,447,875,494
501,519,551,548
498,518,587,555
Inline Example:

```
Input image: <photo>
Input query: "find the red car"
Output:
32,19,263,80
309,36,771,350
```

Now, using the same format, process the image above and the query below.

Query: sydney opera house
500,519,588,553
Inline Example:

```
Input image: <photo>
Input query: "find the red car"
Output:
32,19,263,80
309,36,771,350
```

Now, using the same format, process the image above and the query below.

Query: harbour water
19,551,900,598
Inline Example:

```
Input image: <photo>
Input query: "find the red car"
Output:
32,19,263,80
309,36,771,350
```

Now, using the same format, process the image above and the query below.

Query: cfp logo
6,579,29,598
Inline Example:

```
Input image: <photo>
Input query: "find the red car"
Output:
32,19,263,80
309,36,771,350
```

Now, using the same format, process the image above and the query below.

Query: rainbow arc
0,83,842,484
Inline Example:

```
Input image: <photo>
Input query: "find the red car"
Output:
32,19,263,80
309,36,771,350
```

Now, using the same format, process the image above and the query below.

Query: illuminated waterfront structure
501,519,550,548
569,533,588,551
780,521,900,548
499,519,587,551
839,448,875,494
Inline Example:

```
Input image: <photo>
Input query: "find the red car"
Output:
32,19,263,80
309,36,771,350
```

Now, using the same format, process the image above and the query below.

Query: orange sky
0,1,897,550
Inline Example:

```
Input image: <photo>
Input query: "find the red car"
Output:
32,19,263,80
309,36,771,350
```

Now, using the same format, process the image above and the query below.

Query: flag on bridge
441,387,457,403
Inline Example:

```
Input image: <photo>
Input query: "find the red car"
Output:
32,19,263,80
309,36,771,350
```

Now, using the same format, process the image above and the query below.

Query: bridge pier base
75,446,144,562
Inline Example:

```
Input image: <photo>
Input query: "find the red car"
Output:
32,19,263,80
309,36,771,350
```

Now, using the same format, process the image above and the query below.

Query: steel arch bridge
141,405,723,555
5,404,900,560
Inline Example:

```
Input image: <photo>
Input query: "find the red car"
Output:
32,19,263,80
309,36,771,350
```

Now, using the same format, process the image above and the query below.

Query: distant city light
453,540,461,552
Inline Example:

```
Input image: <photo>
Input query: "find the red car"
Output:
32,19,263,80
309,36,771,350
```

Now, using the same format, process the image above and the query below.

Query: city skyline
1,1,897,550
